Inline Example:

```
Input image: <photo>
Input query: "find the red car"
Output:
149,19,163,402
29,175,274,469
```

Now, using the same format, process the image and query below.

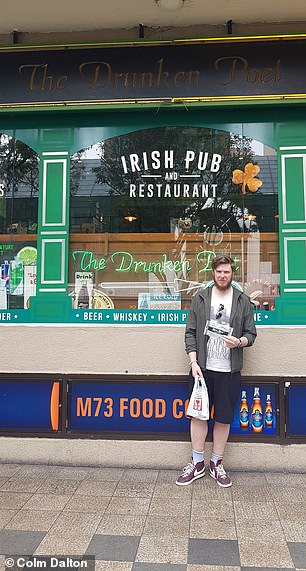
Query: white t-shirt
206,287,233,372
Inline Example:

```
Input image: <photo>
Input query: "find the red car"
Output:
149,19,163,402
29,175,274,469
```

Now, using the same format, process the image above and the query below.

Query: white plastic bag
186,375,209,420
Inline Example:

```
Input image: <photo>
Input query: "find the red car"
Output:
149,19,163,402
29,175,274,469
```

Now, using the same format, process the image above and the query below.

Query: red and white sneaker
209,459,232,488
176,460,205,486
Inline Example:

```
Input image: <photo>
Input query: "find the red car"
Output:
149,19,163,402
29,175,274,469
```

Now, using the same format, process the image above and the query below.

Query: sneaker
209,459,232,488
176,460,205,486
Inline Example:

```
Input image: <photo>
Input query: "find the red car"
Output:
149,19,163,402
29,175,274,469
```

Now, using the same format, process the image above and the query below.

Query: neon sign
72,249,240,275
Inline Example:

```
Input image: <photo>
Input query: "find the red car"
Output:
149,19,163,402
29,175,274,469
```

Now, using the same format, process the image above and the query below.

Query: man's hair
212,255,235,272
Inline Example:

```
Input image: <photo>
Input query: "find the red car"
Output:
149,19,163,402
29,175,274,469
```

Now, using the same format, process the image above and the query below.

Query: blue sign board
0,380,60,431
69,380,277,436
70,381,190,433
287,385,306,435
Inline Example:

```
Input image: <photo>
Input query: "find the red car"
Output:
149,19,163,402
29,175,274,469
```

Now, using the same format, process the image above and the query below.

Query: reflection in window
0,134,38,310
69,126,279,312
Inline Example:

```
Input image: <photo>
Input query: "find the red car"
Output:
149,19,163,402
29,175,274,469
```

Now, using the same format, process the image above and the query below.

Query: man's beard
214,279,232,291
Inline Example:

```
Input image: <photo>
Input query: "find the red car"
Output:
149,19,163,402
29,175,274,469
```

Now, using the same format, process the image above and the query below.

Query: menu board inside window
69,126,279,313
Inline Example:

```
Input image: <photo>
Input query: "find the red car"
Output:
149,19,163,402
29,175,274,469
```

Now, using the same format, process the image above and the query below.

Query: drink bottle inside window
251,386,263,433
265,394,273,427
239,390,249,430
77,283,90,309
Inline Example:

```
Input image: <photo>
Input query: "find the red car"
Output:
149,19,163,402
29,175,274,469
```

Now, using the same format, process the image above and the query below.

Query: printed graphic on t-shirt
206,300,231,372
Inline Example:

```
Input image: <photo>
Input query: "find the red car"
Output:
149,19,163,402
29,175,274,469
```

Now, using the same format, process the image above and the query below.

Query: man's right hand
191,362,203,378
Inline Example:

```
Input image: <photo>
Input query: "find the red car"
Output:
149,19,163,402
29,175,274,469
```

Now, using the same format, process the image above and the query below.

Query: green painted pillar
277,145,306,323
31,147,71,320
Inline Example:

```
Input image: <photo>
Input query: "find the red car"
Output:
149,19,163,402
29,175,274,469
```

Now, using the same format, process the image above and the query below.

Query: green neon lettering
196,250,215,273
71,249,234,276
111,251,133,272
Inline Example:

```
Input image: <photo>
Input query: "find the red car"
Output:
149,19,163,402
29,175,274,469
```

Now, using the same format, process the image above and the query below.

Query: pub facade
1,35,306,466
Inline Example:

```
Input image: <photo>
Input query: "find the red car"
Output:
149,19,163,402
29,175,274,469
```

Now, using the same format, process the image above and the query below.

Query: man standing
176,255,257,488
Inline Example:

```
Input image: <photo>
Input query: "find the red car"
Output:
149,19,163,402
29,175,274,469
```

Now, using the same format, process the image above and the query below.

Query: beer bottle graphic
239,390,249,430
251,386,263,433
265,394,273,427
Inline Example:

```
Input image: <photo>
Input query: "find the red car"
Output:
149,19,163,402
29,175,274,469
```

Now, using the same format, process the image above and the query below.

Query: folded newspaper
204,319,233,339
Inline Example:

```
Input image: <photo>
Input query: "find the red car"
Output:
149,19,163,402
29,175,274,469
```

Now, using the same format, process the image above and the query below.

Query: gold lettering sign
214,56,281,86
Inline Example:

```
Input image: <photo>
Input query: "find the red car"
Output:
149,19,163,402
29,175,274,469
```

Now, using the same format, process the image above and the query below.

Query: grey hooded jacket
185,285,257,372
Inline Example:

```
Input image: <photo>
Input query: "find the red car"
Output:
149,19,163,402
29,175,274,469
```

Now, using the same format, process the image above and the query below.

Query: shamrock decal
232,163,262,194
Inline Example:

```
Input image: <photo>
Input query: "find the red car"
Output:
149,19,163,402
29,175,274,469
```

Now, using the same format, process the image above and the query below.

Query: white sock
192,450,204,464
211,452,222,465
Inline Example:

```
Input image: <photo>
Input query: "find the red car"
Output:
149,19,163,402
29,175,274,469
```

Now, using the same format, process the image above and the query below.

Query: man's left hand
223,335,240,349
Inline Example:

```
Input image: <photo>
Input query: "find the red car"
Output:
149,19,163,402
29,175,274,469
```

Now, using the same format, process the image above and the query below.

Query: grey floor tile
0,510,17,529
97,515,146,536
153,482,192,499
241,568,294,571
0,529,46,555
95,563,133,571
133,564,187,571
86,534,140,561
272,487,306,503
238,538,294,568
266,473,306,487
236,520,285,541
49,512,102,534
0,478,44,493
64,495,110,513
85,468,125,481
192,499,234,520
22,493,71,511
0,492,32,510
0,465,23,478
35,531,93,555
114,482,155,498
143,515,190,537
234,500,279,521
4,510,60,531
156,470,180,483
13,465,57,478
241,567,292,571
75,480,117,496
228,472,268,487
106,497,150,516
0,478,14,489
191,479,233,501
188,539,240,566
187,567,240,571
52,467,90,480
276,502,306,521
288,541,306,569
281,521,306,542
136,536,188,564
231,486,271,502
149,496,191,517
122,469,159,483
190,517,237,540
36,479,80,495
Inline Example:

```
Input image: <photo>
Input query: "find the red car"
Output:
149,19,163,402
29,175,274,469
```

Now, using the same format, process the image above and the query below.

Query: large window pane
0,134,38,309
69,126,279,311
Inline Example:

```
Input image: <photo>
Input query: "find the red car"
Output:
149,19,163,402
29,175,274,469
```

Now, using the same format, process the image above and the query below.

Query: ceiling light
123,211,137,222
155,0,185,10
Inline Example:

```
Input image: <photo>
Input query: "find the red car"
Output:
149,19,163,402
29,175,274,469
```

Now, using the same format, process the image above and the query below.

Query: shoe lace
216,463,227,479
182,462,194,476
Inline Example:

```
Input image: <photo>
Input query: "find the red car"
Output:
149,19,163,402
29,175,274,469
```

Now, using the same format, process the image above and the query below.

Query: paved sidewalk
0,462,305,570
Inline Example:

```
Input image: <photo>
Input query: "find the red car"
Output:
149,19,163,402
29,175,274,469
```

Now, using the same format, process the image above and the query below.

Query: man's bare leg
210,421,232,487
191,417,208,451
212,421,230,455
